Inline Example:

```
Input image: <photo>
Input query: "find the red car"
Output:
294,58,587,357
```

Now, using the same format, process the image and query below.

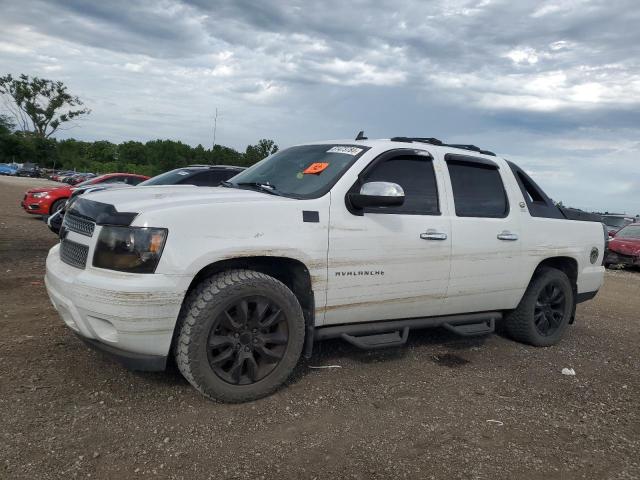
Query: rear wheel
175,269,305,402
503,267,574,347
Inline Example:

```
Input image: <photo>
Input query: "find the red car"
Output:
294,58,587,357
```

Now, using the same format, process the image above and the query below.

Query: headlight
93,226,168,273
32,192,48,198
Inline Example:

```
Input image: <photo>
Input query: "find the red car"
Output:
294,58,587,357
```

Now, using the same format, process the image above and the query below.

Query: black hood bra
68,198,138,226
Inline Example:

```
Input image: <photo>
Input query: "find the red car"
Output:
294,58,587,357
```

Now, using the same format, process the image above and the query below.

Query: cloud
0,0,638,212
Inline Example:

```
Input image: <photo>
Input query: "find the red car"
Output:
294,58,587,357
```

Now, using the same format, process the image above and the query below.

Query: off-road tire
174,269,305,402
50,199,66,215
503,267,574,347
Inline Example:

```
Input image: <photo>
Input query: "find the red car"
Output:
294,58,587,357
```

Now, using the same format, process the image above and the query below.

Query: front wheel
50,198,66,215
503,267,574,347
174,269,305,402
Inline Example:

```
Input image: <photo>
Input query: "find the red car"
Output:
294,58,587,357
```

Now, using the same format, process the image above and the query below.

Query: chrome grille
60,239,89,269
63,213,95,237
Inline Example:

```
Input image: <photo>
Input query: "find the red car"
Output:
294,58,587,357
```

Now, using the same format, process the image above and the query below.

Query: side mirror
349,181,405,209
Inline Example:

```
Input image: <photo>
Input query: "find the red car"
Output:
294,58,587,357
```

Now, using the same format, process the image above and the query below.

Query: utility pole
212,107,219,150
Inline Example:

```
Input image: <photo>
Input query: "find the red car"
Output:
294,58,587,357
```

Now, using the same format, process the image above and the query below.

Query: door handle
497,231,518,241
420,229,448,241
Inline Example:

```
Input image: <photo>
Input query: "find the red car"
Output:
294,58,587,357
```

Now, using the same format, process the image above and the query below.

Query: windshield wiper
220,180,234,188
234,181,285,196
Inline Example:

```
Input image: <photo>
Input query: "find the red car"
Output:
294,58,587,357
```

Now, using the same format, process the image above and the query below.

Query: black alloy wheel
502,266,574,347
533,281,567,337
207,296,289,385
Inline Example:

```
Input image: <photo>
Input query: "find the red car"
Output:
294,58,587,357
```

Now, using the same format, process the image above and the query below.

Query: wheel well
184,256,315,324
535,257,578,287
534,257,578,323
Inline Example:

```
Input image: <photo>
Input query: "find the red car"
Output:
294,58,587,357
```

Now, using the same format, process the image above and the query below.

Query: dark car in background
138,164,244,187
16,163,41,178
64,173,96,185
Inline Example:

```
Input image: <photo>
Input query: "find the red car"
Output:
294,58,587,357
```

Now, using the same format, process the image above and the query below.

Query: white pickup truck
45,136,605,402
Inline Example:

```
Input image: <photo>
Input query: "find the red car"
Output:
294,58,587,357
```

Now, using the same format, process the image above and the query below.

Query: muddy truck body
45,136,605,402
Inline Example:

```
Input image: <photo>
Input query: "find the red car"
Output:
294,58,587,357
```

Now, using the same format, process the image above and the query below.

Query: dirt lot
1,175,638,480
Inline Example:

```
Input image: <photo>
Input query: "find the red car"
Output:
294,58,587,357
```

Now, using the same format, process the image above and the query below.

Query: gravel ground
1,175,639,479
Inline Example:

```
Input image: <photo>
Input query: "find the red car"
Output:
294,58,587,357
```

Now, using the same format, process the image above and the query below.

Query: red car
605,223,640,268
21,173,149,215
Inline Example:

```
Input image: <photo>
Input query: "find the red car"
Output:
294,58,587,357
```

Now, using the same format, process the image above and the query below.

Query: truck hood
609,237,640,256
82,185,289,215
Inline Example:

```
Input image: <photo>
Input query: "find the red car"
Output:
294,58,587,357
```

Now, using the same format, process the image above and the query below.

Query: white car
45,135,605,402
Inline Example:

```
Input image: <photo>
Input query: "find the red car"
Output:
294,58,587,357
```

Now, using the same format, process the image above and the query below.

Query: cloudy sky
1,0,639,213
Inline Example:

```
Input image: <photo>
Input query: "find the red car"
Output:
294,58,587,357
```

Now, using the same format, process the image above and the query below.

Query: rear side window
361,155,439,215
447,161,508,218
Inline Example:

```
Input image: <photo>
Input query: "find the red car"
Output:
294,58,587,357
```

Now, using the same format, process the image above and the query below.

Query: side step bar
314,312,500,351
341,327,410,349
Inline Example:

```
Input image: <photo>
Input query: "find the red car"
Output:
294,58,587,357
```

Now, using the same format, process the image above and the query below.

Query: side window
447,161,508,218
516,171,545,203
125,176,145,186
99,176,123,184
182,171,228,187
361,155,439,215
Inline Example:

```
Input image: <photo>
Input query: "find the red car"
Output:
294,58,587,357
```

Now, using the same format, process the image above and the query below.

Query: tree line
0,74,278,175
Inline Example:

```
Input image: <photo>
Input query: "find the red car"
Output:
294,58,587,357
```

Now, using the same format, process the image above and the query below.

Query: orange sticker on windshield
303,162,329,174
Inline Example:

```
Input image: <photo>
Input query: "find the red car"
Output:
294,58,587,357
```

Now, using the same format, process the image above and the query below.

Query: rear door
324,149,452,325
441,154,524,314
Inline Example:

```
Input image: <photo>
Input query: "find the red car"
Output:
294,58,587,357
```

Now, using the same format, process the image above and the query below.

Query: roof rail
446,144,496,156
389,137,496,156
390,137,443,146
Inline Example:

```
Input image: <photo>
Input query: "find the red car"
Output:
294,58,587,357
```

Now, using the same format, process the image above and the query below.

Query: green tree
243,139,278,166
0,113,15,134
0,73,90,138
118,141,147,166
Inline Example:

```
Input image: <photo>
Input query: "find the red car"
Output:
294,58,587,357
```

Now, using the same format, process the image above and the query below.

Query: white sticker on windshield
327,146,363,155
176,171,189,175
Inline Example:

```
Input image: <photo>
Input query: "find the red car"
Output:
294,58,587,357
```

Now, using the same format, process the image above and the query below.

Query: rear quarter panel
520,216,605,294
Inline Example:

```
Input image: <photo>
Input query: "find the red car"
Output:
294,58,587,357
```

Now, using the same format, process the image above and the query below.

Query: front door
324,151,451,325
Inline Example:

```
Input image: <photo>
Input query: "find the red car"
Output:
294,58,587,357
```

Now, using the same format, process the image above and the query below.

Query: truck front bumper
45,244,188,371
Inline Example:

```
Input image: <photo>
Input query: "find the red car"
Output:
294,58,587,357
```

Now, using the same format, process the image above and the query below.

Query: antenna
355,130,367,140
212,107,219,149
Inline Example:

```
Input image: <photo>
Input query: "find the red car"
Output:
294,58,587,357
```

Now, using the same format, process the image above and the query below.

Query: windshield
139,169,197,186
228,144,369,198
616,225,640,239
603,216,630,228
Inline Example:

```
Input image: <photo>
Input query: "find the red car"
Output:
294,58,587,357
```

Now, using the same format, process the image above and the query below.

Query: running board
315,312,501,351
341,327,409,349
443,318,494,336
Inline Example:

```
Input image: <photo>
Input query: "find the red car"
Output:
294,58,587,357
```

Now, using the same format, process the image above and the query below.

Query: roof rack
390,136,443,146
389,137,496,156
